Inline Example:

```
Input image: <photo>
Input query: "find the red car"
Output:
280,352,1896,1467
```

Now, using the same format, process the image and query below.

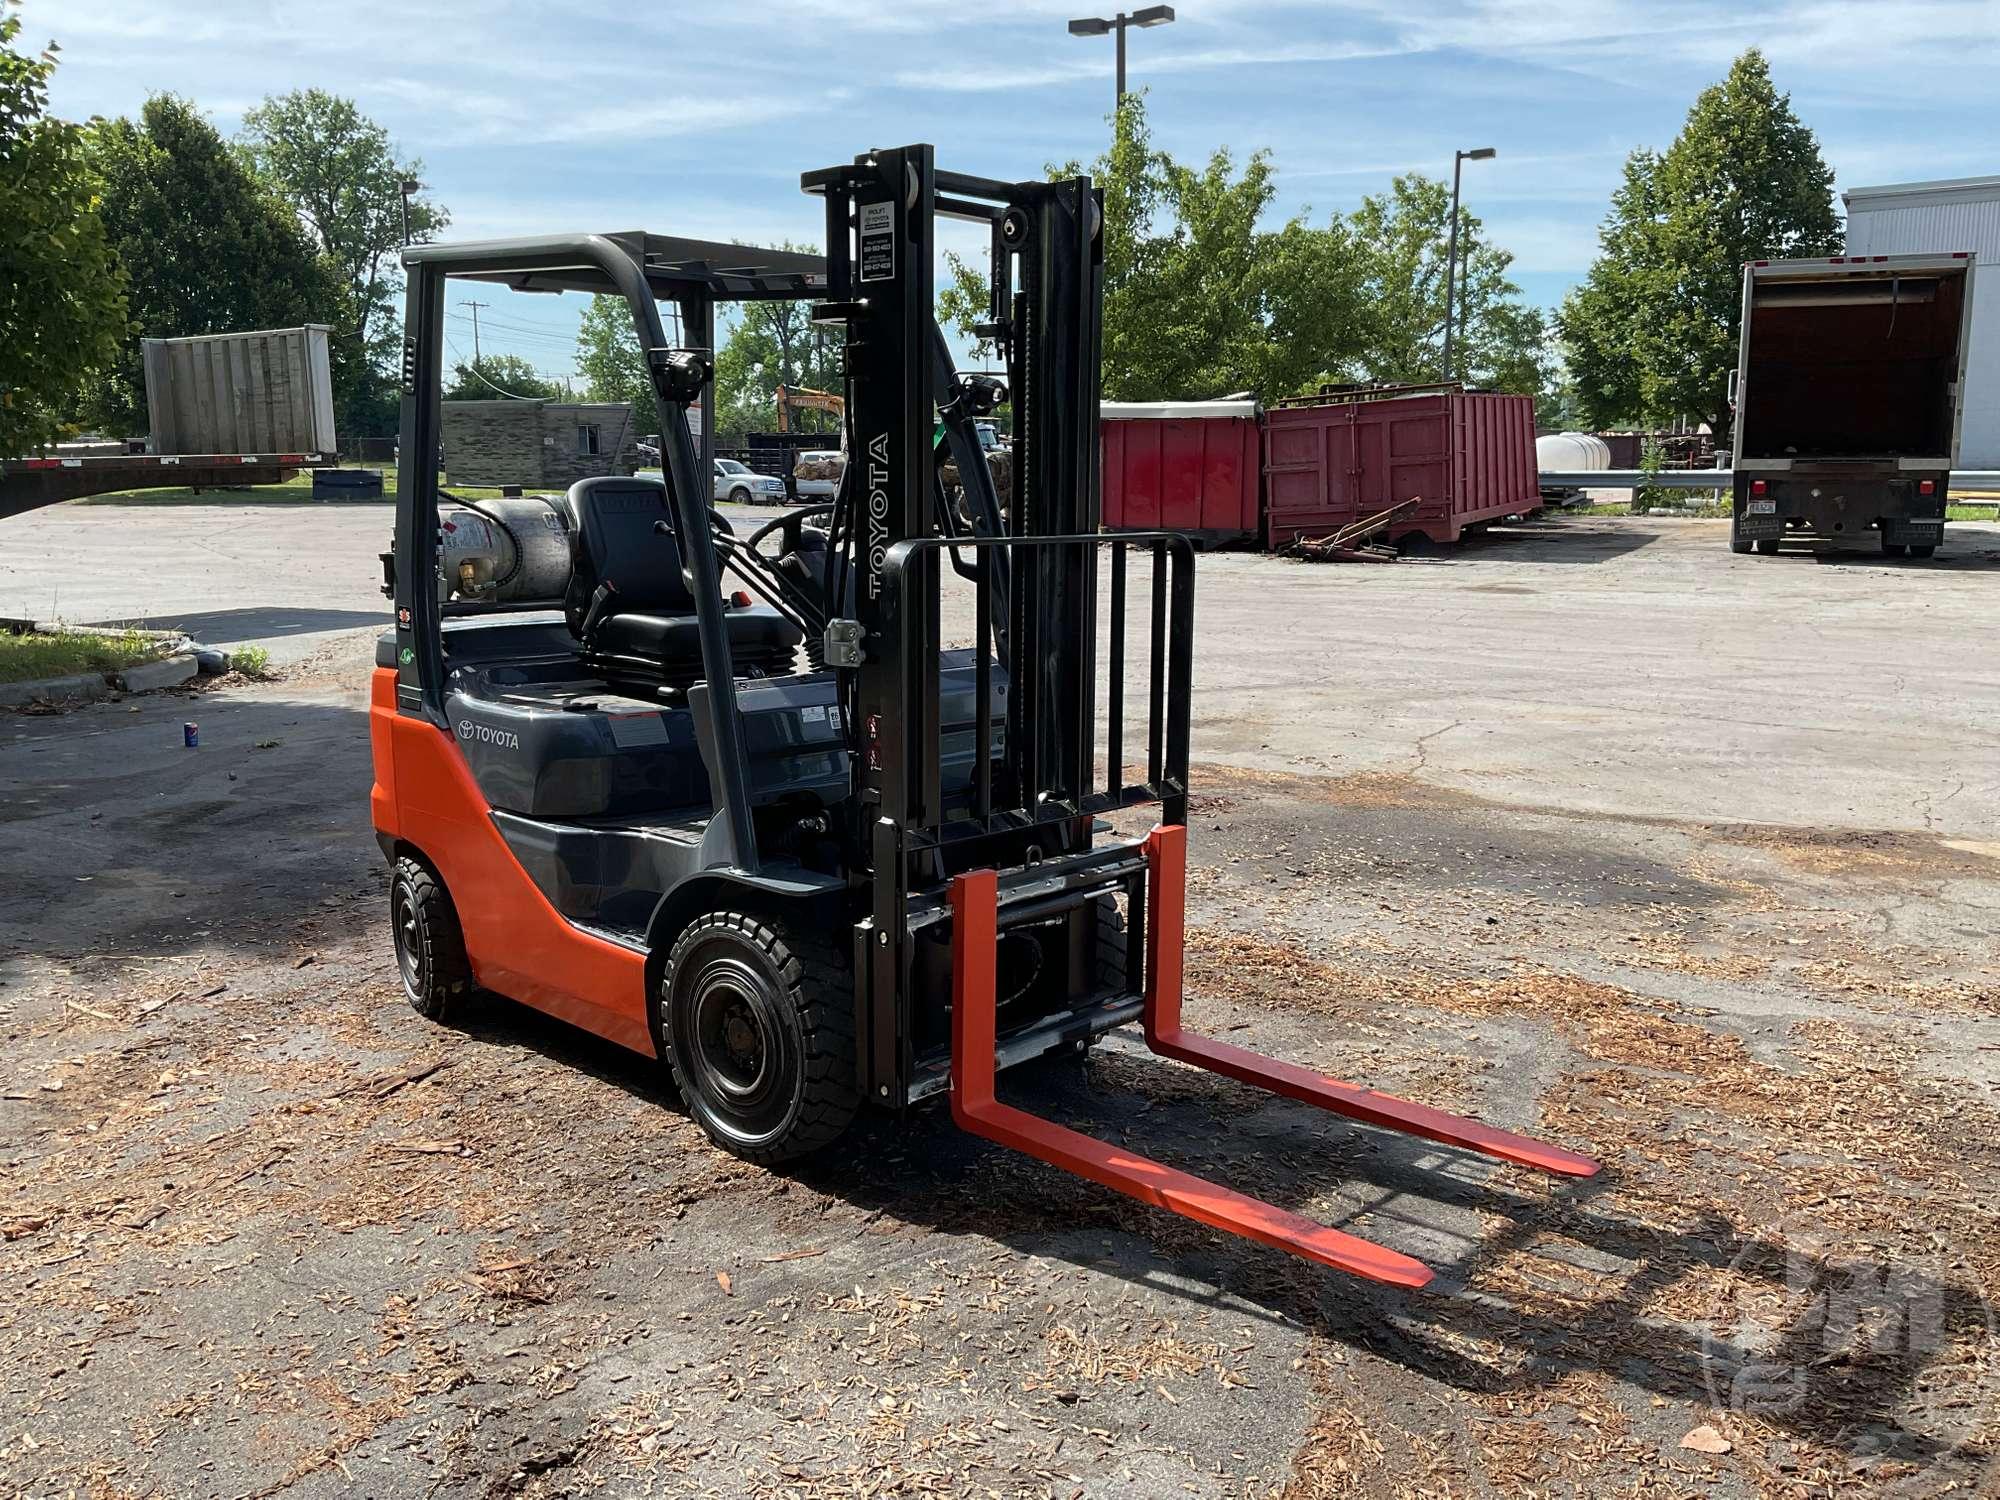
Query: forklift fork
947,824,1599,1289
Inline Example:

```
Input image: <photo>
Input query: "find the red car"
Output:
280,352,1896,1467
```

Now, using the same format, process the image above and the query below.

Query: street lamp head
1132,4,1176,24
1460,147,1497,162
400,178,424,195
1068,16,1112,35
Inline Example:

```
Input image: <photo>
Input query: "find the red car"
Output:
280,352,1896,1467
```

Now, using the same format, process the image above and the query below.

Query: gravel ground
1,510,1997,1498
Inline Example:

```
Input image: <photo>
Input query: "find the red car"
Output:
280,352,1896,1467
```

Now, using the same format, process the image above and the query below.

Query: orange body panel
369,667,653,1055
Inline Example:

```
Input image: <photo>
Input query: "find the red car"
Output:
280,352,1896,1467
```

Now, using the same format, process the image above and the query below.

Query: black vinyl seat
564,476,800,688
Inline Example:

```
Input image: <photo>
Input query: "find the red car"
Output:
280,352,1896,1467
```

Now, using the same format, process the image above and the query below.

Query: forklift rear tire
391,856,473,1022
661,912,858,1165
1754,539,1781,555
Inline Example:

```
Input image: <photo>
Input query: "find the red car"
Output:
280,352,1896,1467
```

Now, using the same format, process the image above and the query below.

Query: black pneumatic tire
1908,544,1936,559
1755,539,1781,556
391,856,473,1022
1729,536,1753,554
660,912,858,1165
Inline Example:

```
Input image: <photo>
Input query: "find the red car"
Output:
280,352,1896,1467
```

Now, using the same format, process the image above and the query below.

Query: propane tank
437,494,573,604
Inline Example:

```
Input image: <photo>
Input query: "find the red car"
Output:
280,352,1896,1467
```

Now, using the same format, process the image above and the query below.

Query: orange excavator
774,383,844,434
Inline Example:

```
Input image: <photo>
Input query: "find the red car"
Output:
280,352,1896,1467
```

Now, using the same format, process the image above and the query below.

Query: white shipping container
1845,176,2000,466
142,325,337,456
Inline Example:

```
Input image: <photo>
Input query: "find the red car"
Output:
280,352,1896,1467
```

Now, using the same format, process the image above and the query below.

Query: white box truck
1731,253,1975,558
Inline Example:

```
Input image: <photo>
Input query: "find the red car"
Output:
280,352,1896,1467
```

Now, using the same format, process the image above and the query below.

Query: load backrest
564,476,696,636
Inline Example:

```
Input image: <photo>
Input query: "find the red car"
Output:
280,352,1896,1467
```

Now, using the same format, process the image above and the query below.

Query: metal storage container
1262,386,1540,547
142,325,337,456
1099,400,1261,546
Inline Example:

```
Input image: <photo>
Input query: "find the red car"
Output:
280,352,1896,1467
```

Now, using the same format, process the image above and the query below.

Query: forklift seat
564,475,800,686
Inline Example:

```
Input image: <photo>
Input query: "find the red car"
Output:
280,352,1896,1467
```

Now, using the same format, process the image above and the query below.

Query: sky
37,0,2000,386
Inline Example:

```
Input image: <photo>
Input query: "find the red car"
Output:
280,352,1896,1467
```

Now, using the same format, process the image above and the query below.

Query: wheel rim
675,945,799,1146
392,882,425,996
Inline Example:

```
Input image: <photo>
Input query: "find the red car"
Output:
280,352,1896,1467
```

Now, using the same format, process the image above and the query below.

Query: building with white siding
1844,176,1999,466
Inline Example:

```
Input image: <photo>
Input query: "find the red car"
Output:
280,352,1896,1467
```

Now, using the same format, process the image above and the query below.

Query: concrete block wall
440,401,639,488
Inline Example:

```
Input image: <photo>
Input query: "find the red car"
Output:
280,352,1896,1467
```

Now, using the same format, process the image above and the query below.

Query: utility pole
462,302,490,364
1439,147,1496,383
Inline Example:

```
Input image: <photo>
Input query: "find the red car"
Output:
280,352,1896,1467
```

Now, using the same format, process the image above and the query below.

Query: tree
238,90,446,439
79,95,339,435
712,254,842,439
1347,173,1548,396
574,294,656,412
1052,96,1367,401
444,354,566,402
0,3,125,452
1557,49,1840,436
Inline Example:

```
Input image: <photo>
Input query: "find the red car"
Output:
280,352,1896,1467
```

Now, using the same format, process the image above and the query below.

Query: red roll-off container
1099,400,1262,547
1261,386,1541,548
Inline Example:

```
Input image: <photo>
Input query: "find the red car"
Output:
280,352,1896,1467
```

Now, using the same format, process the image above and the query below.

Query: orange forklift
371,145,1596,1290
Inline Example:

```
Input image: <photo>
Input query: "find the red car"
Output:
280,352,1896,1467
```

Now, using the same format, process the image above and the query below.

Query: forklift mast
803,147,1192,1102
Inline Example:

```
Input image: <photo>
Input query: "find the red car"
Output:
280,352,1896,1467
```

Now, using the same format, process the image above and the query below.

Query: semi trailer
1731,253,1975,557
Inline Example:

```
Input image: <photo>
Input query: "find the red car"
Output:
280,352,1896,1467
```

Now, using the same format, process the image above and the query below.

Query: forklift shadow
441,1000,1986,1475
816,1048,1988,1475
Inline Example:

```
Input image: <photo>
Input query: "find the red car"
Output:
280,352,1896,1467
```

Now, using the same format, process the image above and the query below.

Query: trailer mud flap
946,825,1599,1286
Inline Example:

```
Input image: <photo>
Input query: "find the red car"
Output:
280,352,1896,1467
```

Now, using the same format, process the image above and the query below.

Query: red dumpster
1261,386,1540,548
1100,400,1261,547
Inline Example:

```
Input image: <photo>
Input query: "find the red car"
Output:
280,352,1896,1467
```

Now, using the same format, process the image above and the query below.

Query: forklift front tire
661,911,858,1165
391,856,474,1022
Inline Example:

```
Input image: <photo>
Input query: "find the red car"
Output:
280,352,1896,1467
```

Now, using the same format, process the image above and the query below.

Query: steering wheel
746,502,835,558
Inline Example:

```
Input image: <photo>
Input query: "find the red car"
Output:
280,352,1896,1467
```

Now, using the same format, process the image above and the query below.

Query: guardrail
1540,469,2000,493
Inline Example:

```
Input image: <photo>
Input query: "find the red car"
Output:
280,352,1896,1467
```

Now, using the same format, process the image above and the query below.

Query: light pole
1067,6,1175,113
1439,146,1495,383
399,177,423,246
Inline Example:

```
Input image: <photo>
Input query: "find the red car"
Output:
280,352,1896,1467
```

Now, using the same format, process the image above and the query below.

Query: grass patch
75,464,510,506
0,627,161,685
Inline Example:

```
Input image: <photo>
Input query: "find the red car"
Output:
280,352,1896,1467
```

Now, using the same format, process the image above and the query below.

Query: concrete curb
1,650,199,709
0,671,116,708
114,654,200,693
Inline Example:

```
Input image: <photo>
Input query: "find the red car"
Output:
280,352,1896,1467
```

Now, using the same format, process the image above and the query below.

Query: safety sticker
859,200,895,283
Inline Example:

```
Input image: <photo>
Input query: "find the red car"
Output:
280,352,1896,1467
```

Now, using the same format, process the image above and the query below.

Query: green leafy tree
574,294,656,412
1052,96,1366,401
444,353,566,402
237,90,445,439
1347,173,1549,396
80,95,339,435
712,251,841,439
1557,49,1840,437
0,3,126,452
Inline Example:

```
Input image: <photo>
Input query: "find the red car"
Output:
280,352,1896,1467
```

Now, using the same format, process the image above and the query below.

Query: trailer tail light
1751,480,1767,496
1919,480,1935,496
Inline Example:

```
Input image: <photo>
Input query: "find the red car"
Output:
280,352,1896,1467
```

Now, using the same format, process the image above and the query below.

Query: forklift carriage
371,145,1596,1289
